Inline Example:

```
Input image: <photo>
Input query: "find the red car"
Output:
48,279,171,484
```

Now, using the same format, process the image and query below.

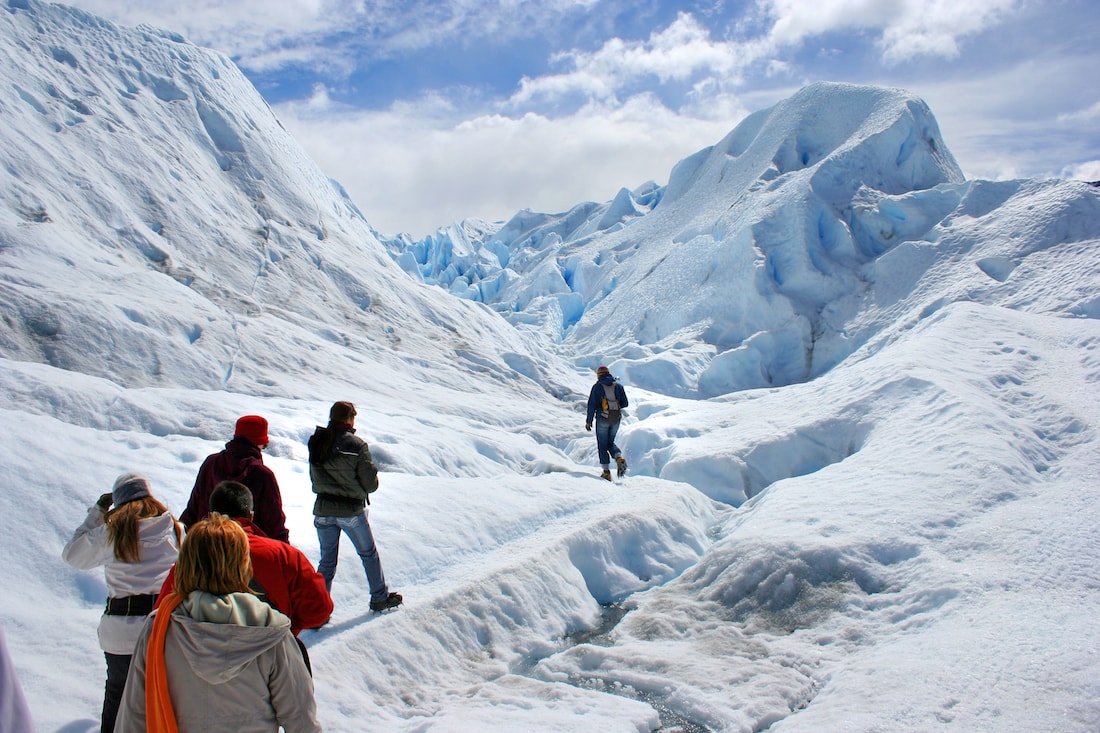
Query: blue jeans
594,418,622,467
314,513,390,602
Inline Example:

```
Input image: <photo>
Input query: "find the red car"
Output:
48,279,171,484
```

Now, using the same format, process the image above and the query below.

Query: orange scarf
146,592,184,733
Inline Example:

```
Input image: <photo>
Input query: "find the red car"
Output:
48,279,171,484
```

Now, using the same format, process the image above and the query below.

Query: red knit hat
596,365,611,376
234,415,269,447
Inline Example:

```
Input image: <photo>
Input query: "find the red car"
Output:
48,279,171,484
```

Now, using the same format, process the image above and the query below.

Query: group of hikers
62,400,400,733
59,366,630,732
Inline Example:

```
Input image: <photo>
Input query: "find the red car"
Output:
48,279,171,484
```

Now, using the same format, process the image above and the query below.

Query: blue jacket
586,374,629,425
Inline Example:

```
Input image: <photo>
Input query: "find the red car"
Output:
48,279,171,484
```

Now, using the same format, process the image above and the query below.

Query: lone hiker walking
585,365,629,481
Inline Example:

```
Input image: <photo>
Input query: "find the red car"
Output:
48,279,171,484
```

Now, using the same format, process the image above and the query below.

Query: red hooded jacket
159,518,332,635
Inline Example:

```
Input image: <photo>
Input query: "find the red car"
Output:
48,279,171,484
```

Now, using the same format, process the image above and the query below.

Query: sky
57,0,1100,237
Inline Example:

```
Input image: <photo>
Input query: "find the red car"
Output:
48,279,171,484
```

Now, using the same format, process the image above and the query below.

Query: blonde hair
106,496,175,563
174,514,253,596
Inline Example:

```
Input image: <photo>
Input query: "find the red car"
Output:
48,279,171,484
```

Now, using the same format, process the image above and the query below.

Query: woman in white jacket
62,472,181,733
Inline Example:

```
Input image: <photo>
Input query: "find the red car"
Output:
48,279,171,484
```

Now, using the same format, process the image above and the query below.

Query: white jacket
62,507,180,655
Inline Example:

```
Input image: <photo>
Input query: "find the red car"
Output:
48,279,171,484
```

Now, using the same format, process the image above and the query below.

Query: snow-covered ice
1,2,1098,731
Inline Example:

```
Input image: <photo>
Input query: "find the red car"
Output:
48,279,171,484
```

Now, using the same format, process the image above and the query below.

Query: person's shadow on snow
306,608,390,639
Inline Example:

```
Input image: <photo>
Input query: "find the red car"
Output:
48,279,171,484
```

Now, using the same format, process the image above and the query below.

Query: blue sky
64,0,1100,237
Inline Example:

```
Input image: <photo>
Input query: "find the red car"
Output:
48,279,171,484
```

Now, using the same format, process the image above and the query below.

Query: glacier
1,2,1099,732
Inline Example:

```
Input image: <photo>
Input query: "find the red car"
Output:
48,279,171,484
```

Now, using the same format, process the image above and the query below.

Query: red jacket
180,437,290,542
159,519,332,635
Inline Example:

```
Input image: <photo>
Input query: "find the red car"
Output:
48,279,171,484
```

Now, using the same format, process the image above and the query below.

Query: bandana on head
112,472,151,507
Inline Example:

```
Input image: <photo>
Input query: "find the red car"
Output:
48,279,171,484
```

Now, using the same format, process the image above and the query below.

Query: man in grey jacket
307,401,402,613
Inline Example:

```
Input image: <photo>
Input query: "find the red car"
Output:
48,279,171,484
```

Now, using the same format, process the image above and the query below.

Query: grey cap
112,472,151,507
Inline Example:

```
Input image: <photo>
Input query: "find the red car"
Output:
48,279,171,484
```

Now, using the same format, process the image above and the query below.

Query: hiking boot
600,469,612,481
615,455,627,477
370,592,403,613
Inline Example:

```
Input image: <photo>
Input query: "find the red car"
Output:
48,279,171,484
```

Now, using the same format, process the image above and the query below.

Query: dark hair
328,401,357,425
308,401,357,464
210,481,254,518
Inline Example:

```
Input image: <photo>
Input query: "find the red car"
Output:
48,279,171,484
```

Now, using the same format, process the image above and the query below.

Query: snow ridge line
308,478,722,716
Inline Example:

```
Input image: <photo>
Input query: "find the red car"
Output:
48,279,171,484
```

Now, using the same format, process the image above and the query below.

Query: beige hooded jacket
114,591,321,732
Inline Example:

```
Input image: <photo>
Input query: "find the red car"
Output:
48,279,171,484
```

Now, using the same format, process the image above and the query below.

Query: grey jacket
114,591,321,733
309,427,378,517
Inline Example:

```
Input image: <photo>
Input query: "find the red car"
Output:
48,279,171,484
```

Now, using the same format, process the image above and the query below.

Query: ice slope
381,182,662,332
1,2,1099,732
0,0,571,407
8,299,1099,732
383,84,969,392
537,302,1100,731
386,85,1095,399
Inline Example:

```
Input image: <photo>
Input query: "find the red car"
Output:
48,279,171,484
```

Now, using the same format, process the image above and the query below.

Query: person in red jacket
162,481,332,636
180,415,290,542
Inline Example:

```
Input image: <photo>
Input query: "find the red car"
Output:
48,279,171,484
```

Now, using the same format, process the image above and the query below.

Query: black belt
104,593,157,617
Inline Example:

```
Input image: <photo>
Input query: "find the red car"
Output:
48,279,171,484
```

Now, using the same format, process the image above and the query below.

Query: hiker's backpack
601,383,622,424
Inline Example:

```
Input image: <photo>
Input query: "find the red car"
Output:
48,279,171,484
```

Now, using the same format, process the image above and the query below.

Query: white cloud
509,13,764,107
276,91,739,238
766,0,899,43
1060,160,1100,182
763,0,1020,63
885,48,1100,182
65,0,610,76
66,0,344,61
1058,101,1100,125
878,0,1019,62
